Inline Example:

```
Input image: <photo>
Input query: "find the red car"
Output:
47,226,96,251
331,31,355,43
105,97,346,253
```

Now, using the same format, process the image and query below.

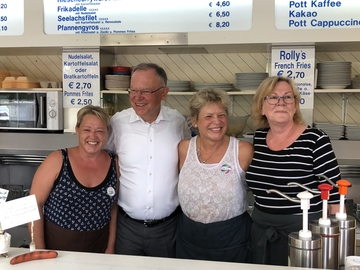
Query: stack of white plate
193,82,234,92
167,80,191,92
235,72,268,91
345,125,360,140
316,61,351,89
105,75,130,90
314,122,345,140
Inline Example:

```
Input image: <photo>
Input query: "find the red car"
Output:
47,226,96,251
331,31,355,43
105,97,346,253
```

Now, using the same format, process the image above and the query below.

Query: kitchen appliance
267,189,323,269
0,90,63,132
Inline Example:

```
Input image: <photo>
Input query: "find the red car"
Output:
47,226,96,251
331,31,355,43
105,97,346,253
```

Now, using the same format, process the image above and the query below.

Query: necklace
196,137,223,163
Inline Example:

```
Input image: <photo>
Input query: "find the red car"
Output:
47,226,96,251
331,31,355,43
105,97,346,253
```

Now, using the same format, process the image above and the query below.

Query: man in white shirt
105,62,190,257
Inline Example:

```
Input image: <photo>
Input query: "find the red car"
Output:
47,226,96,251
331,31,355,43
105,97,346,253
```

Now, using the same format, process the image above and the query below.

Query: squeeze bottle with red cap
309,183,340,270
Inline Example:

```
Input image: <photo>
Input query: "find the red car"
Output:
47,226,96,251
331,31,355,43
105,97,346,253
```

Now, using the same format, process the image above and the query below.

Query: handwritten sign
0,188,9,204
0,194,40,230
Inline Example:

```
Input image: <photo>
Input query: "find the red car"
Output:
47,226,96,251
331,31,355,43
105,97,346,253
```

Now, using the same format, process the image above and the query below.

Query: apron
251,206,321,266
44,219,109,253
176,211,252,263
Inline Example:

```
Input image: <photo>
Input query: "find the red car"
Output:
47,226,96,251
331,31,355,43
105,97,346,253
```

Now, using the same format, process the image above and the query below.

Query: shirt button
148,190,151,193
150,156,152,159
149,173,152,176
150,139,152,142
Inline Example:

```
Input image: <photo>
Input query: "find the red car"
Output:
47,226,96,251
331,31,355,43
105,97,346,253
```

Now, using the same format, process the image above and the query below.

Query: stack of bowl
226,115,250,137
351,75,360,89
112,66,131,76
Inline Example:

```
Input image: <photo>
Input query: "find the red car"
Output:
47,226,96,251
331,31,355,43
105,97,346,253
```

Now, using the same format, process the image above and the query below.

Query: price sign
0,0,24,36
43,0,252,34
271,46,315,111
275,0,360,30
62,51,100,108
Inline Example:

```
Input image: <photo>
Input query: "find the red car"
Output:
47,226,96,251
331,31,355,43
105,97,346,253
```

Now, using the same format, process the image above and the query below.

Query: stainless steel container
330,215,356,268
288,232,323,268
309,220,340,269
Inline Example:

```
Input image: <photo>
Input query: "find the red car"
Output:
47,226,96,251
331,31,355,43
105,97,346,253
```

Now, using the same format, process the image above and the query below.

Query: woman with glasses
105,63,190,257
246,76,341,266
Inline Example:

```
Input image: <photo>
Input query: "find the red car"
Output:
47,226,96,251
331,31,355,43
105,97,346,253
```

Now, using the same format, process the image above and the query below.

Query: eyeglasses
127,86,165,95
264,95,296,105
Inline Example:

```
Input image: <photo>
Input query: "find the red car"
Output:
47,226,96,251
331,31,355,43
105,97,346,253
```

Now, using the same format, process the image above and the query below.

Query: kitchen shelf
0,88,62,92
314,89,360,93
101,89,360,96
101,89,256,95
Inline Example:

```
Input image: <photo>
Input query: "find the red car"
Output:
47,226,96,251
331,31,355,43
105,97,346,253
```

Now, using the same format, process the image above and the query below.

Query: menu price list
0,0,24,36
44,0,252,35
275,0,360,30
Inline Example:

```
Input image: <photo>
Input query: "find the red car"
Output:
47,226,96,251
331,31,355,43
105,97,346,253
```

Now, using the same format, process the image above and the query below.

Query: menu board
271,46,315,110
62,51,100,108
0,0,24,36
275,0,360,30
43,0,252,35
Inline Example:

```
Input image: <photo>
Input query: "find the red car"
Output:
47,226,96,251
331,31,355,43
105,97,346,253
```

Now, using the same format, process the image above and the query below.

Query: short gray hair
188,88,230,123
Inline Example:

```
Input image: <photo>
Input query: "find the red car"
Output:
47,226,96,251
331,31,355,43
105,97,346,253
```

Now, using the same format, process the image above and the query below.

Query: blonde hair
251,76,303,129
188,88,230,123
76,105,110,132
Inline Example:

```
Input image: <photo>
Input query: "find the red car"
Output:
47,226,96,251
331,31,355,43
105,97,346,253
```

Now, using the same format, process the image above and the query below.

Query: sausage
10,250,58,265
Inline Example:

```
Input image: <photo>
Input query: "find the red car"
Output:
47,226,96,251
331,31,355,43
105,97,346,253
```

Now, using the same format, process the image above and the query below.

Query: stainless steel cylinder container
330,215,356,268
288,232,323,268
309,220,340,269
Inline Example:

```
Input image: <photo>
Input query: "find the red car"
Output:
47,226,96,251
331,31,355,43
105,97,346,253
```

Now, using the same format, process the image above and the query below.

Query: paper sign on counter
0,194,40,230
0,188,9,204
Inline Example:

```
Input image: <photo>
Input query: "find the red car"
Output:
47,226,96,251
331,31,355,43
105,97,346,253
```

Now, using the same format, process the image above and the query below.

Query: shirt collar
129,106,170,124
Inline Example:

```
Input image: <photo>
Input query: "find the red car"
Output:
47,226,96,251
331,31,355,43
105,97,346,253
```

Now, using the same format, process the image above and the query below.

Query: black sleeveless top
43,149,118,252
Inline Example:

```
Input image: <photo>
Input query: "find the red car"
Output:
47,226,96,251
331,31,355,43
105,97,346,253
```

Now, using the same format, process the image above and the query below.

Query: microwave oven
0,90,63,132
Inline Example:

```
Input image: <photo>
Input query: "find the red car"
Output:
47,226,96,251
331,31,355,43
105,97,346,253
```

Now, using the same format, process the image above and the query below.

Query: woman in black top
246,76,341,266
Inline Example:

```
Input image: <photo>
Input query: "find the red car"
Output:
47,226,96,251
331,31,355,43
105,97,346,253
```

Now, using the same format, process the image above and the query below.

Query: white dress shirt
105,105,190,220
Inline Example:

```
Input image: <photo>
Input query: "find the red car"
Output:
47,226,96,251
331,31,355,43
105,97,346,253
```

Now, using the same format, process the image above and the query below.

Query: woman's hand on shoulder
238,140,254,171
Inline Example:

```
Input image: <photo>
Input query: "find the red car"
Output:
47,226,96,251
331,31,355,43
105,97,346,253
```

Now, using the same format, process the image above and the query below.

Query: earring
194,124,197,128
